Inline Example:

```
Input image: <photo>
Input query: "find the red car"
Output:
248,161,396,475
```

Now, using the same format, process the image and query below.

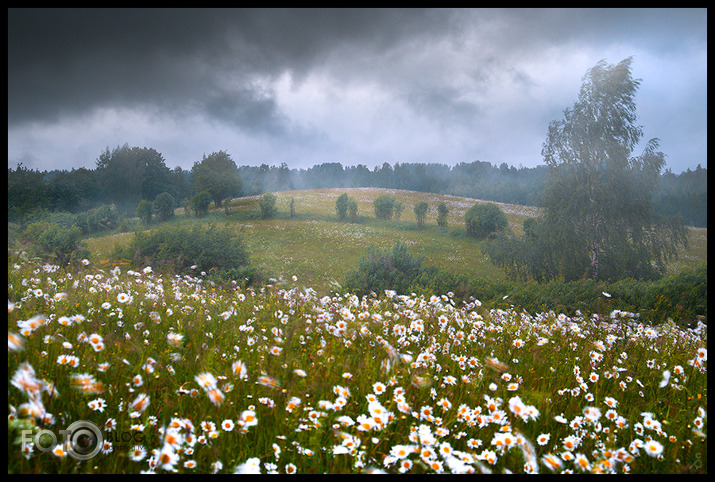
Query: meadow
8,256,707,473
9,188,707,473
85,188,708,295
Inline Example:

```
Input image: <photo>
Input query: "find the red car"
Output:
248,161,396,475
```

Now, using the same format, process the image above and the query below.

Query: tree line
7,153,706,227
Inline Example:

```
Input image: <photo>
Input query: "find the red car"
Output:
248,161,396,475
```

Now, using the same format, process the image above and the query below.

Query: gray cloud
7,8,707,172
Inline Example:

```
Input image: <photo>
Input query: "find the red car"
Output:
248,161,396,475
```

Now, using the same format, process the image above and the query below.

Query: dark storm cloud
7,8,707,172
8,8,453,130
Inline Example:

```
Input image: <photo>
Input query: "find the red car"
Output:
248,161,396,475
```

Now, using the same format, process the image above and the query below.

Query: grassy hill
86,188,706,295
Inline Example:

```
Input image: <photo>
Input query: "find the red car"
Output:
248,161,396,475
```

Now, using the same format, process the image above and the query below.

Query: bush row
344,242,706,327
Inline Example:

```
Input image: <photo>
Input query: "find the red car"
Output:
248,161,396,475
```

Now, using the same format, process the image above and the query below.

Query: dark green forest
7,143,707,227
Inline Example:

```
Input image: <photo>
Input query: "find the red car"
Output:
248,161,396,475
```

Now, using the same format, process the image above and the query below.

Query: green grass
86,188,706,295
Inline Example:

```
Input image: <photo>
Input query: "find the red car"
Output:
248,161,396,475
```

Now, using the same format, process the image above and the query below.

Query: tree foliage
258,192,278,219
414,201,429,229
190,191,212,218
152,192,175,222
437,202,449,227
191,150,242,208
488,58,689,282
373,194,396,220
117,223,249,276
136,200,153,224
540,57,688,281
464,202,508,238
335,193,349,221
343,241,424,296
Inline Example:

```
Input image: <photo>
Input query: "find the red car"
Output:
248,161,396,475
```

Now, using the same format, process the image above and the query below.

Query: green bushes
464,202,508,238
343,241,424,296
259,192,278,219
152,192,175,222
114,222,250,278
373,194,396,220
37,224,89,266
344,241,706,327
336,193,349,221
414,201,428,229
136,199,153,224
190,191,212,218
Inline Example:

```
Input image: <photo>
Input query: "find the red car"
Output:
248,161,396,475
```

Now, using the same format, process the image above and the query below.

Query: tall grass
8,258,707,474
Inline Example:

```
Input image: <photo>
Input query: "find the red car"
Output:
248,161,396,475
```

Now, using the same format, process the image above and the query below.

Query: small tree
464,202,508,238
437,202,449,227
191,150,242,208
347,198,359,223
373,194,395,220
289,197,296,218
259,192,278,219
190,191,212,218
336,193,349,221
153,192,175,222
414,201,429,229
136,199,153,224
393,200,404,221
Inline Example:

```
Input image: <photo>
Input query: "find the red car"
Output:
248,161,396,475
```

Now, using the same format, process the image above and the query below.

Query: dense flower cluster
8,260,707,473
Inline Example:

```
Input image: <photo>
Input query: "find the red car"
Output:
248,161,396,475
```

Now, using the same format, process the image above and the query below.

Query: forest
7,149,707,228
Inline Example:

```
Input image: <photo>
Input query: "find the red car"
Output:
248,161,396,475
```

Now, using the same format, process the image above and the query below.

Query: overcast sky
8,8,707,174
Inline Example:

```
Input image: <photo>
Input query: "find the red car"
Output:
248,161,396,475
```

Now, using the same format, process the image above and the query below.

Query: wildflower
207,387,225,406
536,433,550,446
239,410,258,428
541,453,563,471
129,445,147,461
117,292,132,304
574,453,591,471
398,458,413,473
167,332,183,346
52,444,68,458
563,435,580,451
659,370,671,388
195,372,218,390
257,374,280,388
235,457,262,474
644,440,664,457
8,331,25,351
286,397,301,412
88,398,107,413
130,393,150,413
101,440,114,454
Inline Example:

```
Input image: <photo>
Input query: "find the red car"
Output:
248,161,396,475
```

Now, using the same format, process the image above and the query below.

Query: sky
8,8,707,174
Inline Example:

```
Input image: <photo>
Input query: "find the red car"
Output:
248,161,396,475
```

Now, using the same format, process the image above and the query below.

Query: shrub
343,241,424,296
464,202,508,238
37,224,88,266
190,191,212,218
259,192,278,219
414,201,429,229
347,198,359,223
393,200,404,221
75,204,123,234
153,192,175,222
116,222,250,277
136,199,153,224
437,202,449,227
373,194,395,220
336,193,349,221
